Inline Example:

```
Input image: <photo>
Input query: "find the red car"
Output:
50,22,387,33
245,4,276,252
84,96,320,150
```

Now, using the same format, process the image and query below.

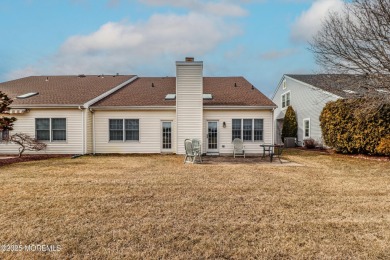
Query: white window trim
232,118,264,142
303,118,311,139
281,91,291,110
108,118,140,143
35,118,67,143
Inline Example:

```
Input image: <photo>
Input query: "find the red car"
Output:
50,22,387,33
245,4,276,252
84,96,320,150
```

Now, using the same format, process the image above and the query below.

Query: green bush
281,106,298,142
320,99,390,155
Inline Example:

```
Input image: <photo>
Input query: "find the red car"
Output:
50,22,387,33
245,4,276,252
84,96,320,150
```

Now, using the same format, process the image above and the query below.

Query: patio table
260,144,284,162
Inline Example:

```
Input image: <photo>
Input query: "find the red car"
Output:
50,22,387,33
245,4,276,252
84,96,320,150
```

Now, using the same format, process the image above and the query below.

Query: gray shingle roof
93,77,276,107
286,74,389,98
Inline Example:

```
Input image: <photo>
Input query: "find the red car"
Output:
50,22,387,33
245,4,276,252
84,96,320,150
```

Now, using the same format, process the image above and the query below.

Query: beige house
0,58,276,155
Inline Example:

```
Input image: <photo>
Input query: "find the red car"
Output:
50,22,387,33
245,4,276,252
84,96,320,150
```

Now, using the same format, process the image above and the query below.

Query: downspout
78,106,85,155
272,108,275,145
89,108,96,155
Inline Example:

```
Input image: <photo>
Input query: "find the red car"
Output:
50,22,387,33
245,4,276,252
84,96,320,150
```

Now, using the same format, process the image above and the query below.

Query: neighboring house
0,58,276,155
272,74,388,145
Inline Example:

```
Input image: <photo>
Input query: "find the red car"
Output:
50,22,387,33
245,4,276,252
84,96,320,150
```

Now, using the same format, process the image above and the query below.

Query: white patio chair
192,138,202,163
233,138,245,158
184,139,196,163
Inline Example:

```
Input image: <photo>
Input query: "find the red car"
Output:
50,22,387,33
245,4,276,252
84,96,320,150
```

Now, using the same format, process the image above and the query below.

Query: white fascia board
284,75,342,100
10,105,81,109
271,75,287,100
83,76,139,108
90,106,176,111
203,106,276,110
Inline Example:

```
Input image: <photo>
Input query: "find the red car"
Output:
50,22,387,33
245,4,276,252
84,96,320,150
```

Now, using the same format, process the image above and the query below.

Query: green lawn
0,150,389,259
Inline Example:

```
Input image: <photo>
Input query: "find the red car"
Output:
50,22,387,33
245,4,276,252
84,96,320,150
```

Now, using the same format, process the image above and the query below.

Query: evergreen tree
0,91,17,131
281,106,297,142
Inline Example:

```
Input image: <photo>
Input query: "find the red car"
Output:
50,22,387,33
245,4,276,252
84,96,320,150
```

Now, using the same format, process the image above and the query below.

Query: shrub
320,98,390,155
10,133,47,157
281,106,298,142
303,138,316,149
376,136,390,156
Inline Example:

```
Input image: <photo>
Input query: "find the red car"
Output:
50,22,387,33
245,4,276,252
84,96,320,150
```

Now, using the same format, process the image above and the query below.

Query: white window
109,119,139,141
303,118,311,138
281,91,291,109
232,119,264,142
35,118,66,141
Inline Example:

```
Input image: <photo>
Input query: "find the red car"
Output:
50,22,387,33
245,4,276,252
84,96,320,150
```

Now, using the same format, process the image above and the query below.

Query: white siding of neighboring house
272,76,340,145
203,109,273,155
176,61,203,154
93,110,176,154
0,108,84,154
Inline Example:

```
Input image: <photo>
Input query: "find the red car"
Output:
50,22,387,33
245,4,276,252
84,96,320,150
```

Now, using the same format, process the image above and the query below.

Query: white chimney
176,57,204,154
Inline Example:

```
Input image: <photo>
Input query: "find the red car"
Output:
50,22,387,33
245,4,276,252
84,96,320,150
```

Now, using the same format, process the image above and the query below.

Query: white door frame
161,120,173,152
207,121,219,154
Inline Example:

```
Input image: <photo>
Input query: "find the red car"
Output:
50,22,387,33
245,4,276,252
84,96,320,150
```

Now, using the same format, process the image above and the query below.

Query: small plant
10,133,47,157
303,138,316,149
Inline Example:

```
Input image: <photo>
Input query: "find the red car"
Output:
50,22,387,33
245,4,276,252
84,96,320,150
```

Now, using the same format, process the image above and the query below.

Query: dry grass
0,150,389,259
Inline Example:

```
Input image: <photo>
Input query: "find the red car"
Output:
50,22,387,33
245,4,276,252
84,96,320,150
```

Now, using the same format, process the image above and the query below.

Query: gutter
90,108,96,155
90,106,176,111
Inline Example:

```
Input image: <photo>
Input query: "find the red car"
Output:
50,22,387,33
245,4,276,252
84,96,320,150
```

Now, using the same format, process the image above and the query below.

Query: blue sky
0,0,344,97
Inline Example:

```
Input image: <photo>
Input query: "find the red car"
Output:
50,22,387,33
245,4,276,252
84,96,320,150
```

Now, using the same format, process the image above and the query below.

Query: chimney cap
185,57,194,62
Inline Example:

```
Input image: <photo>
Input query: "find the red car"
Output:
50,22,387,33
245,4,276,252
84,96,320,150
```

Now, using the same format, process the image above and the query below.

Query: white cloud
138,0,248,17
6,12,241,79
290,0,344,43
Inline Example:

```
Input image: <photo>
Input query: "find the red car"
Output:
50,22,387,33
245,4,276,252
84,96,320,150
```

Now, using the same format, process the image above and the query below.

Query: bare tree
310,0,390,108
10,133,47,158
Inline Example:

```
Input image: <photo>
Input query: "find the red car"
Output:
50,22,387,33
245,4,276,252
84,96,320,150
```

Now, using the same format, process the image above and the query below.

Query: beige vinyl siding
94,110,176,154
0,109,83,154
203,110,273,155
176,63,203,154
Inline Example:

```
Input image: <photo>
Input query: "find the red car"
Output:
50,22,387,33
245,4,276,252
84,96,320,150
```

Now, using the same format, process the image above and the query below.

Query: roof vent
234,83,237,87
251,85,255,90
45,77,49,82
203,94,213,100
343,89,357,94
185,57,194,62
376,89,390,93
78,74,86,78
152,83,155,88
165,94,176,100
17,92,39,99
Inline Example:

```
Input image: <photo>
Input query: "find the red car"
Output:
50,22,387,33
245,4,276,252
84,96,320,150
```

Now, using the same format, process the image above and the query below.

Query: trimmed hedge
320,99,390,155
281,106,298,142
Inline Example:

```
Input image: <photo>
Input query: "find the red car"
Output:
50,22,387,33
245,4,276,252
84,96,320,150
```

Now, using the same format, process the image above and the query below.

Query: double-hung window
109,119,139,141
232,119,264,142
36,118,66,141
303,118,311,138
282,92,291,109
232,119,242,140
0,129,9,141
243,119,252,141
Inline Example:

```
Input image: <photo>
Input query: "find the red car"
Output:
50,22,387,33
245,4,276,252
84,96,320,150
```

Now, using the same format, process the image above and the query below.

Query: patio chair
184,139,201,164
233,138,245,158
192,138,202,163
270,145,284,164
